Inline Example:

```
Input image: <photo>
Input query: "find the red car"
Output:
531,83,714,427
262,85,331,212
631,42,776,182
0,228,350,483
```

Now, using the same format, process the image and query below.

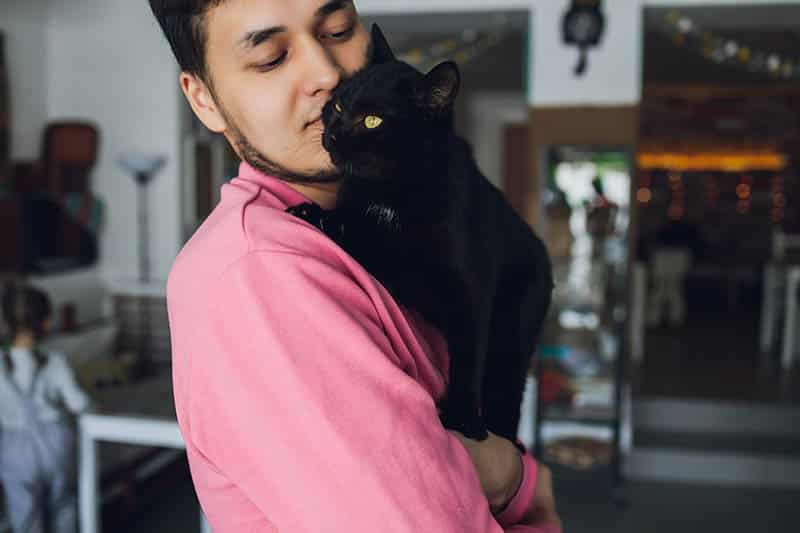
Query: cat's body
310,26,553,441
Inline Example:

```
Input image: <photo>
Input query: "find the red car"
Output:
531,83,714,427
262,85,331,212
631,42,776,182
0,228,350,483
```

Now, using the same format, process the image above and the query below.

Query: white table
79,413,212,533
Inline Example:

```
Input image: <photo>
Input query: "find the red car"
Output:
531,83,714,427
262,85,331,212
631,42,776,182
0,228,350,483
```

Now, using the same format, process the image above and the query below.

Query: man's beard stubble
224,109,342,185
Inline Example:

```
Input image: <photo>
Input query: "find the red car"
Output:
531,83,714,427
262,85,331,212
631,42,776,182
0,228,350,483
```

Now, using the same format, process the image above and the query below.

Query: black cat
294,25,553,442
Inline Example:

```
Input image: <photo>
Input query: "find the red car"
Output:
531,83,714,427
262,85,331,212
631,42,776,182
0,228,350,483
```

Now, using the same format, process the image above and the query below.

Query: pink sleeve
496,453,562,533
188,250,506,533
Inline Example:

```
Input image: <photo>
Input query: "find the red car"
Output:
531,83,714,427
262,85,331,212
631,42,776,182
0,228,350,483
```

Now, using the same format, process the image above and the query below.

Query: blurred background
1,0,799,532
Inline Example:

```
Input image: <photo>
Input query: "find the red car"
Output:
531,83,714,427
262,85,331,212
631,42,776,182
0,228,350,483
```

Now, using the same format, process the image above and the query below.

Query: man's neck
287,181,341,210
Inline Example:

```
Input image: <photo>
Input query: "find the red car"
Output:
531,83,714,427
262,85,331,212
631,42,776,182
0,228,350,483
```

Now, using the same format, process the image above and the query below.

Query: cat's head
322,24,460,180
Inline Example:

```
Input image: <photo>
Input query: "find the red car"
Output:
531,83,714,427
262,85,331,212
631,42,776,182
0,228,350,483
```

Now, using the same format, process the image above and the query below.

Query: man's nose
300,39,341,97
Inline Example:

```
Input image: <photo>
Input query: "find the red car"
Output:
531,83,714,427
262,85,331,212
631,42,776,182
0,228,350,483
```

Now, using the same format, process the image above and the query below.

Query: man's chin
241,150,341,184
229,126,341,184
296,153,341,182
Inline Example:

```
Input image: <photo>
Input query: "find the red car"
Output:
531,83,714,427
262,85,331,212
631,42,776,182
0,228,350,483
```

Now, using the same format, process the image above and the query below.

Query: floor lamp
118,155,166,376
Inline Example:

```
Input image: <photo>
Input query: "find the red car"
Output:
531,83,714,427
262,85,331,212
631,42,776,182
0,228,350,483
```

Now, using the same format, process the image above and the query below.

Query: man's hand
450,430,523,513
452,431,562,531
521,463,562,529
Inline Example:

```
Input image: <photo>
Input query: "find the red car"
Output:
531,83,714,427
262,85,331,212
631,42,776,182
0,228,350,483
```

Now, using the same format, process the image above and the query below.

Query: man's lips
306,116,323,129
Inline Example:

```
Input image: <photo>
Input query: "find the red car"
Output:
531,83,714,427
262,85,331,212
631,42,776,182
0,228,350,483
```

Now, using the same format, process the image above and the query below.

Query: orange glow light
638,151,787,172
737,200,751,214
637,188,652,203
736,184,751,199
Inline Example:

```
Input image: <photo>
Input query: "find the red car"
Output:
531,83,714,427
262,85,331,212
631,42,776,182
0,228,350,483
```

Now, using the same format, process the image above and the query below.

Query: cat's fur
316,25,553,441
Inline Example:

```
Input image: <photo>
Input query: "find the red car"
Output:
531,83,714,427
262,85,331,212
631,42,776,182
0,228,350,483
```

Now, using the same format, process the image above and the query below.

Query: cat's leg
390,254,492,440
437,274,492,441
483,253,554,442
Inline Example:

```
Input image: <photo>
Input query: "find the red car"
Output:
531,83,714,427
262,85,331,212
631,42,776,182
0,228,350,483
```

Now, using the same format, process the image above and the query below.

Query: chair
41,122,99,195
4,122,102,273
646,246,692,328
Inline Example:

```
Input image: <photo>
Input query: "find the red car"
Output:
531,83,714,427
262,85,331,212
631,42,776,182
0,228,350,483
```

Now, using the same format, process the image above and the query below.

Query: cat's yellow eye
364,115,383,129
335,102,342,113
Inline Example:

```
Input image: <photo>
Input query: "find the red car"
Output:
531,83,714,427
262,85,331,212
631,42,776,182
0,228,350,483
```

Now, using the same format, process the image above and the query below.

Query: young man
150,1,561,531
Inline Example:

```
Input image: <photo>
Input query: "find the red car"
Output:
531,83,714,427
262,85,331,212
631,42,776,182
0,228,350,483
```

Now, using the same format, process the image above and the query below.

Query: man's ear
415,61,460,115
180,72,227,133
370,24,395,65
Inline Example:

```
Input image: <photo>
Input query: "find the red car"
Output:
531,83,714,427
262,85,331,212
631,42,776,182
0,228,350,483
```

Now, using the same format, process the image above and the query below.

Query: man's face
184,0,369,182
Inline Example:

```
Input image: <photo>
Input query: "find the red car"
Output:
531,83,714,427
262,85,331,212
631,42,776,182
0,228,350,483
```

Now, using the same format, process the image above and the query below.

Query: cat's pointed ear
417,61,460,115
370,24,395,64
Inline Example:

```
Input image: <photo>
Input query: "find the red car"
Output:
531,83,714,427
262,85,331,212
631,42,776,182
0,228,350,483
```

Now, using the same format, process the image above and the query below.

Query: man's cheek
338,38,369,75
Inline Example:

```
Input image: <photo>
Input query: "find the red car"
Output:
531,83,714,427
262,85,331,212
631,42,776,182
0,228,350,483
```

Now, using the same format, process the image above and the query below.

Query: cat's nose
322,131,337,152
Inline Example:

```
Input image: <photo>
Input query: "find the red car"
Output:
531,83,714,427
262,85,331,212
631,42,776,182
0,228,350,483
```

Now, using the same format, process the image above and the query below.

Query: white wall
463,92,528,190
0,0,49,160
46,0,183,284
529,0,643,106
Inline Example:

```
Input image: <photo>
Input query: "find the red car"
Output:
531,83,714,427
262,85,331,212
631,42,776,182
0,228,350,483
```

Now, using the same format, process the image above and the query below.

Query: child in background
0,281,91,533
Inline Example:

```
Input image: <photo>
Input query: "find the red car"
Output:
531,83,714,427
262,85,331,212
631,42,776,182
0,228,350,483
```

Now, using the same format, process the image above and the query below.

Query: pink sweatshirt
167,162,553,532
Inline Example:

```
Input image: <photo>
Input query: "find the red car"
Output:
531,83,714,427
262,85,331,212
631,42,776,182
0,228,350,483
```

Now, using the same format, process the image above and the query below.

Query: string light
668,204,684,220
736,183,751,200
666,172,686,220
662,11,800,80
737,200,751,215
770,175,786,224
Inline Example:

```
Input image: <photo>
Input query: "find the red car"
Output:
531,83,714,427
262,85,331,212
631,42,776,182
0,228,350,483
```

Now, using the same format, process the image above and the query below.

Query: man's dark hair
148,0,227,81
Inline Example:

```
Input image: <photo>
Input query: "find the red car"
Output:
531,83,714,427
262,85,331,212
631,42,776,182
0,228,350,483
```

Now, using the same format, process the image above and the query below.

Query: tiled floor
117,457,800,533
638,307,800,404
558,480,800,533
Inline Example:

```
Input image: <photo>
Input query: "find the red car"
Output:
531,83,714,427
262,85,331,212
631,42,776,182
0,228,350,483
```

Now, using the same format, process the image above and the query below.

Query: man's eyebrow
239,1,353,50
316,0,353,20
240,26,287,49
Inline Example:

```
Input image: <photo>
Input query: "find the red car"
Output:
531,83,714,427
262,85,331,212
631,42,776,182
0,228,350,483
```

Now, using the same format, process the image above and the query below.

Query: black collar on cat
286,202,346,242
